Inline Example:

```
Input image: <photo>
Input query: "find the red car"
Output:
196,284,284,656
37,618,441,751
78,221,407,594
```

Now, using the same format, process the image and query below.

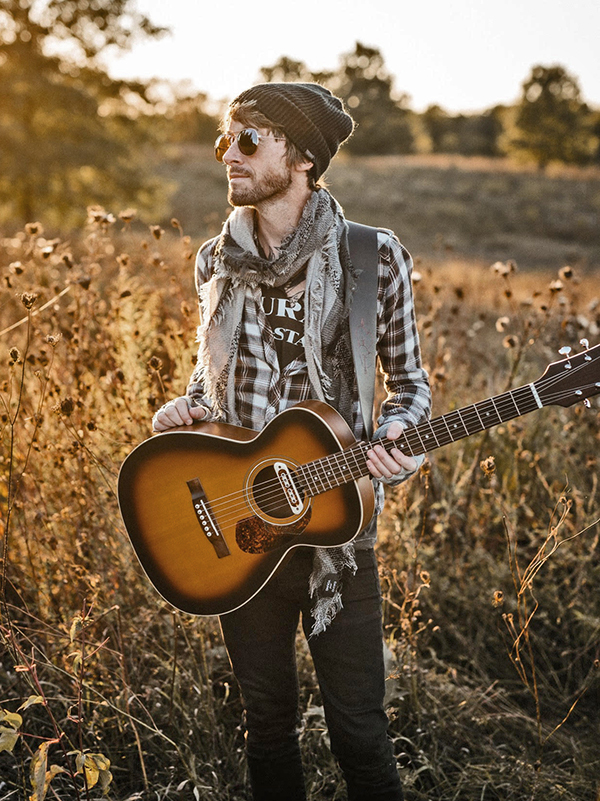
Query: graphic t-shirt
261,285,305,369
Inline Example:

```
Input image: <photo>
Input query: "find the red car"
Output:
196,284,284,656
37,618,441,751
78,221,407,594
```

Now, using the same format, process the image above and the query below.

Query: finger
366,445,397,478
152,399,189,431
385,421,405,440
170,398,198,424
367,443,416,478
189,404,207,420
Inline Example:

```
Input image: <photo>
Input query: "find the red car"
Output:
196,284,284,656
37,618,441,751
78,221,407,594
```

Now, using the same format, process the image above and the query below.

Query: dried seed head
9,346,21,365
558,265,573,280
480,455,496,477
119,208,137,223
45,333,62,348
493,590,504,607
20,292,38,309
150,225,164,240
495,316,510,332
87,206,115,225
549,279,564,293
59,397,75,416
25,222,43,236
148,355,162,371
491,260,516,276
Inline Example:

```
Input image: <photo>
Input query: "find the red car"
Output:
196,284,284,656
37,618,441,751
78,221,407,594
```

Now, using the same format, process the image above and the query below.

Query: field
1,154,599,800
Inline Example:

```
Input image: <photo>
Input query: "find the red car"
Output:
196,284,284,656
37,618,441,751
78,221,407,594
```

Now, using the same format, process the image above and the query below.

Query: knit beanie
231,82,354,179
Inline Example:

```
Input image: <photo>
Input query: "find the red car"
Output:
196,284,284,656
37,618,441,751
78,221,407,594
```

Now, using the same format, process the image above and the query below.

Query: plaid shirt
187,228,431,444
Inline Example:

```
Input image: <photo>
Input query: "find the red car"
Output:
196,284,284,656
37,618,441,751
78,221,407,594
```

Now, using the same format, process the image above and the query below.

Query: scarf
196,189,359,635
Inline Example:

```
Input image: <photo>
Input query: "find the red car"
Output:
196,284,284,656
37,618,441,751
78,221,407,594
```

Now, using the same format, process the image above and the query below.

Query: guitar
118,343,600,616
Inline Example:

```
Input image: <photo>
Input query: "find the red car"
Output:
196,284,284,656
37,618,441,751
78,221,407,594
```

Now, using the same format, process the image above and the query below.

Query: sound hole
251,465,304,520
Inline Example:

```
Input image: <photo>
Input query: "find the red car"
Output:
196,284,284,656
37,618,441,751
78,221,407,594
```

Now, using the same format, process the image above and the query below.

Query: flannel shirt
188,228,430,442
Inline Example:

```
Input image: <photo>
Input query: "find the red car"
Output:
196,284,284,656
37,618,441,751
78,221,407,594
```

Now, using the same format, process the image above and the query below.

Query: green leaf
0,725,20,753
29,741,50,801
69,614,83,643
0,709,23,728
18,696,44,712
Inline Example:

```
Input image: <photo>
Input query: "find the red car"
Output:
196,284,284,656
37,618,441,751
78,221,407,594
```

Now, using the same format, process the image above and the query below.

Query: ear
294,158,314,174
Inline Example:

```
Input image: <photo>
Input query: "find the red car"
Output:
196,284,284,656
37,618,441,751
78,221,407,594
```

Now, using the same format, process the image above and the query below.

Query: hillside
160,145,600,270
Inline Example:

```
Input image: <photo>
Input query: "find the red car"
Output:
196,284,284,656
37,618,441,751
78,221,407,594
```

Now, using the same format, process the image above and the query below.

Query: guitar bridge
186,477,230,559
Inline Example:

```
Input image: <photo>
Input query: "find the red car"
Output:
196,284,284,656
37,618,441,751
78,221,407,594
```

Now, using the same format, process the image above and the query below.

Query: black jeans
219,546,403,801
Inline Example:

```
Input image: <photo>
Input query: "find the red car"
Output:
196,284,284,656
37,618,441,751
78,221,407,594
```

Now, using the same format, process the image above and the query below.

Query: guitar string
200,362,598,522
198,379,598,529
195,370,599,526
184,369,599,530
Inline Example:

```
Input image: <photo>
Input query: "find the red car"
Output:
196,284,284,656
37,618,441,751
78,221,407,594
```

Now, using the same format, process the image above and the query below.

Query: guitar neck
294,381,543,497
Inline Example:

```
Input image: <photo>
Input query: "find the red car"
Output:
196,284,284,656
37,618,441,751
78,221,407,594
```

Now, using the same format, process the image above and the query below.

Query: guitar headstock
535,341,600,408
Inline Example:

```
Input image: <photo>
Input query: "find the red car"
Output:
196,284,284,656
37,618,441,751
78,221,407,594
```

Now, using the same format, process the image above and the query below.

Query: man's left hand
366,421,417,479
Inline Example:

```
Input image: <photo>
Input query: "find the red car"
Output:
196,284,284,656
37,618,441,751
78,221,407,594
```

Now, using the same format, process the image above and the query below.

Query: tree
510,64,596,169
422,104,505,157
334,42,415,155
0,0,167,226
257,44,415,157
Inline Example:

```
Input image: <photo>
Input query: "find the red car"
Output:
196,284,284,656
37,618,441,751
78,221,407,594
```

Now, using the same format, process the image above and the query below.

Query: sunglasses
214,128,286,162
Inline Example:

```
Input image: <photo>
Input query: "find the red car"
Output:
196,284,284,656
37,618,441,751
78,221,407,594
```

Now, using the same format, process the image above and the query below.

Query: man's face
222,121,293,207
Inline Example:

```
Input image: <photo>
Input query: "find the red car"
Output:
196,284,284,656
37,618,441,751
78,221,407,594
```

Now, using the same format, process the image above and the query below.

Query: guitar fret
421,421,442,448
402,430,418,456
446,409,469,439
331,452,352,484
438,414,456,445
305,461,325,495
350,445,366,477
471,404,484,428
412,426,428,452
320,458,335,489
508,389,520,416
478,397,503,427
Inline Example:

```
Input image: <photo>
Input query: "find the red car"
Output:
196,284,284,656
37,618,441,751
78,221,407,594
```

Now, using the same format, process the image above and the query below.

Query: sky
105,0,600,113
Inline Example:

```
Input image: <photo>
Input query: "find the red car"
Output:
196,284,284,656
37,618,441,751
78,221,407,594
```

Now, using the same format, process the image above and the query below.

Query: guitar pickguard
236,509,312,554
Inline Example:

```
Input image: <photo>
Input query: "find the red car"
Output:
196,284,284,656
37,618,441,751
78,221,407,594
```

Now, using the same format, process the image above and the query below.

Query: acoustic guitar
118,343,600,616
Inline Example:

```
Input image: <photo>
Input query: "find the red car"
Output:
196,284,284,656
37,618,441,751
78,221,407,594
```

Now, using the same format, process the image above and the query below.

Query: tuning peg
559,346,572,369
579,339,593,361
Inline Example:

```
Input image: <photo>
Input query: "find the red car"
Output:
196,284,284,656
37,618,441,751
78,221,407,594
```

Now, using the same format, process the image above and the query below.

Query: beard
227,163,293,207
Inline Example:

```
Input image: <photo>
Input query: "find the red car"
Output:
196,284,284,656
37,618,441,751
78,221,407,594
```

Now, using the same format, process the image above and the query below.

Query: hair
222,100,319,190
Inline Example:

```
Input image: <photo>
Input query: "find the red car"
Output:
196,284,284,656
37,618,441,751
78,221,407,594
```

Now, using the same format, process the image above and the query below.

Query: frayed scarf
196,189,359,635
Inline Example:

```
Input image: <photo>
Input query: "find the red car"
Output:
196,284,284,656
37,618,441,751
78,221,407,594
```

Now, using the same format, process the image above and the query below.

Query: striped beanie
231,82,354,179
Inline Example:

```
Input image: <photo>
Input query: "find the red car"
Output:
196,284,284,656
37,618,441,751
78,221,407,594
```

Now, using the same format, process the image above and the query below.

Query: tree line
1,0,599,228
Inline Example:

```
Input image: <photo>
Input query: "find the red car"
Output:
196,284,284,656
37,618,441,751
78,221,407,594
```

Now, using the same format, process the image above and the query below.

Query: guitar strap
347,221,379,440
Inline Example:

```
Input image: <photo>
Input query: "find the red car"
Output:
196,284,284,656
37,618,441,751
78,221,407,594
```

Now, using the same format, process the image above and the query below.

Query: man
153,82,431,801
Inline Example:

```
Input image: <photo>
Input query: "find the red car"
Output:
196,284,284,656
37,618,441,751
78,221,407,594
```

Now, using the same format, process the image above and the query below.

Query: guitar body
118,400,375,616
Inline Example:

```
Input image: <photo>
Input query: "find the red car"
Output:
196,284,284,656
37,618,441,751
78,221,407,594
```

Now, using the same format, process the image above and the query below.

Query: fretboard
294,382,543,498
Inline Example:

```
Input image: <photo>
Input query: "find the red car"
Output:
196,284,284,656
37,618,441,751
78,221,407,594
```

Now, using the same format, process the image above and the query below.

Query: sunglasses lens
237,129,259,156
214,134,230,162
214,129,261,162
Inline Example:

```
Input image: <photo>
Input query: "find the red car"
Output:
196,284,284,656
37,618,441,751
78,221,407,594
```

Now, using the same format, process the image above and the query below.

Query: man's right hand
152,397,208,432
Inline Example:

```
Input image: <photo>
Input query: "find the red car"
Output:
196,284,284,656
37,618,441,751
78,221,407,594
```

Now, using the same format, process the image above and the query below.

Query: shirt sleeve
185,238,218,415
374,230,431,482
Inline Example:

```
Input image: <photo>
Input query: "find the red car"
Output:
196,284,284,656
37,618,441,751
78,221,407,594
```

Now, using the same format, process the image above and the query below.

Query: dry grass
0,185,599,799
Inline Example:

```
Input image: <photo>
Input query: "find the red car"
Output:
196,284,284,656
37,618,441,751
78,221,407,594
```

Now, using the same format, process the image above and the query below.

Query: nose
222,139,242,165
